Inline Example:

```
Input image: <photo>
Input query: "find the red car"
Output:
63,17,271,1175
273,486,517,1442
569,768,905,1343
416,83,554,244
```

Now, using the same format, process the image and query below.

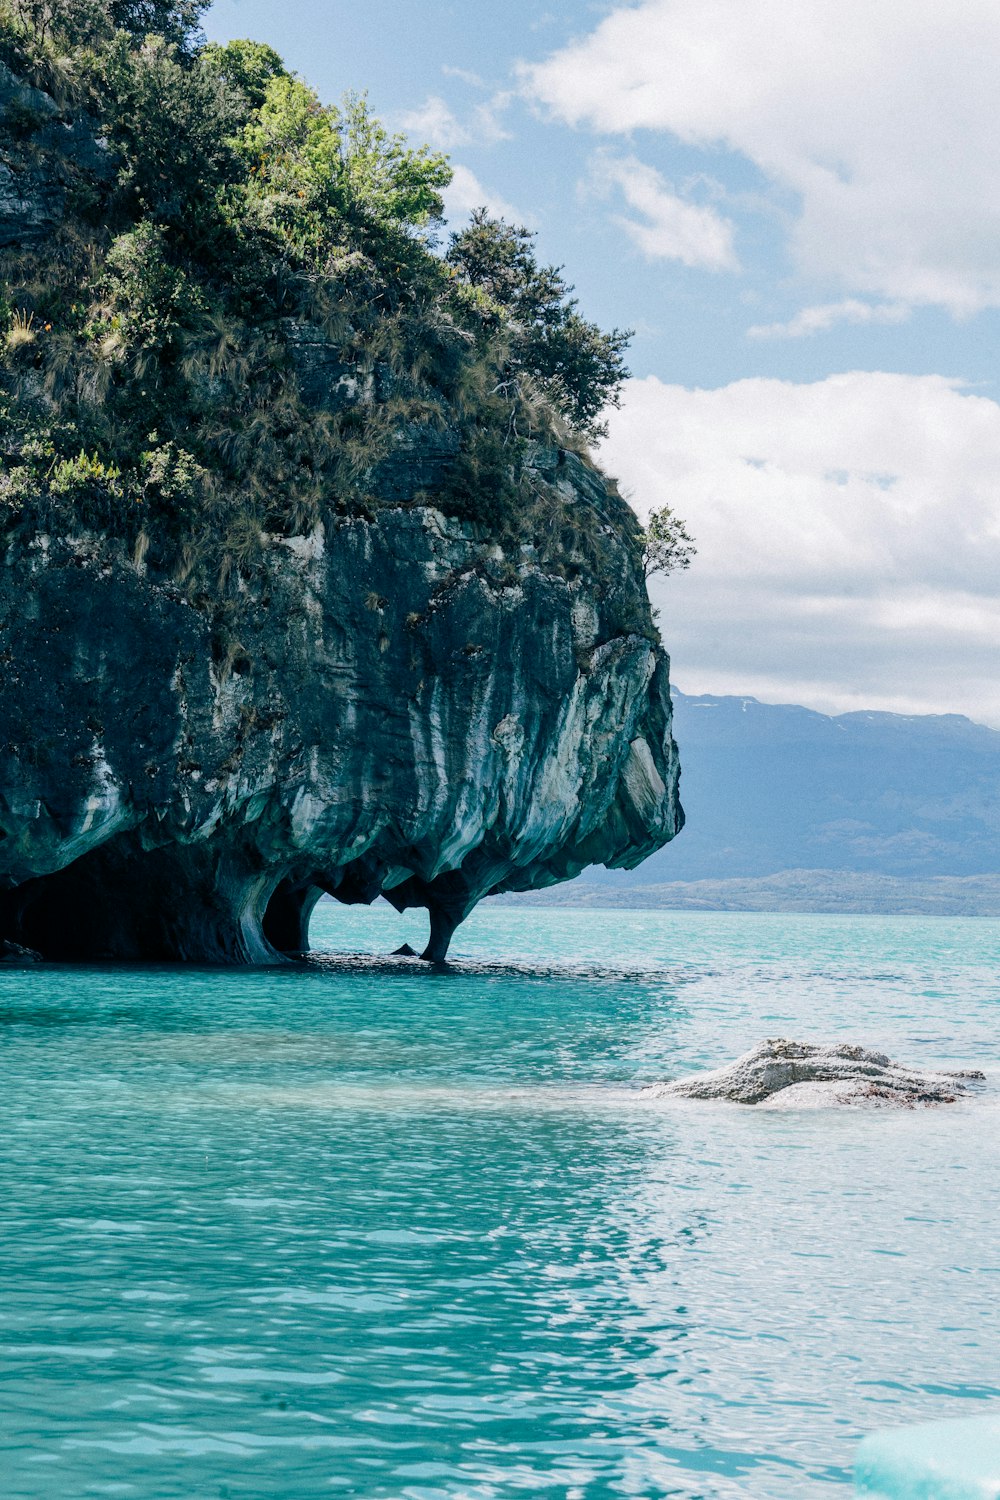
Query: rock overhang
0,491,683,962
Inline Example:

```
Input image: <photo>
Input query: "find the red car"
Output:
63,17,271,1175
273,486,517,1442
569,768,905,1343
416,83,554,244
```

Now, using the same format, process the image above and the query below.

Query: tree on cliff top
0,6,676,606
5,0,207,49
108,0,207,45
445,210,631,443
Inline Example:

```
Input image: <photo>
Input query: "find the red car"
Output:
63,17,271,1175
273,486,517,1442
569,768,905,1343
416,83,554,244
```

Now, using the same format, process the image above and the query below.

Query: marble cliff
0,459,681,961
0,46,682,962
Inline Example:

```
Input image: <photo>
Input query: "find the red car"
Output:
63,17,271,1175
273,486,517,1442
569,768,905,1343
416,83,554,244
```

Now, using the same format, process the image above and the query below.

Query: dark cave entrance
0,835,284,964
0,841,466,965
261,878,325,957
0,862,113,961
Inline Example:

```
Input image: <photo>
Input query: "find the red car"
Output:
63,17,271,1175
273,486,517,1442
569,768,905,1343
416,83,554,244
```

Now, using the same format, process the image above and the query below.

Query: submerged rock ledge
645,1039,985,1109
0,471,682,963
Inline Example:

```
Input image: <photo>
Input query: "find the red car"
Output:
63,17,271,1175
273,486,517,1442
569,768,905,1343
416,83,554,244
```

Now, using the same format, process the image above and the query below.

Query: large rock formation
0,35,682,962
0,456,681,962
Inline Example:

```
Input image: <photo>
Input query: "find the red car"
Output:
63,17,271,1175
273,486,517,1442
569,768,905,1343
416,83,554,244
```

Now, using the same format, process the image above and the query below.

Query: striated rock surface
0,39,682,963
0,463,682,962
645,1039,985,1109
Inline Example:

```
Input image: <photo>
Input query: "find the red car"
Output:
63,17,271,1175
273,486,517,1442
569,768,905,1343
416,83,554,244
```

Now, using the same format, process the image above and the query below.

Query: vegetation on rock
641,505,696,580
0,0,683,620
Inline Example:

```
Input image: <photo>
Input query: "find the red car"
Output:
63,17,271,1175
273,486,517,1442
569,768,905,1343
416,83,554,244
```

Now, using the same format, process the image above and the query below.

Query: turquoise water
2,904,998,1499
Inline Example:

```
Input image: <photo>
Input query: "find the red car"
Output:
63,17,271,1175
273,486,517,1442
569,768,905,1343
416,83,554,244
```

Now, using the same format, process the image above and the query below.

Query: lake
1,905,997,1498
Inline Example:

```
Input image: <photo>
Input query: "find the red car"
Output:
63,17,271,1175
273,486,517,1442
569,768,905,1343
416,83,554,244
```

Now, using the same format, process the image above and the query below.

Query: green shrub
0,461,32,518
0,8,659,590
103,222,207,353
338,92,450,233
50,449,122,495
107,0,208,51
439,427,524,531
446,210,631,441
48,449,125,528
237,76,450,263
138,439,209,533
2,0,207,54
202,38,286,116
100,33,239,229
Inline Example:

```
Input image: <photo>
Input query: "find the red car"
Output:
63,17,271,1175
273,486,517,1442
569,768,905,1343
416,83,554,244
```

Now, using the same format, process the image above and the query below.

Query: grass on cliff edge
0,0,651,615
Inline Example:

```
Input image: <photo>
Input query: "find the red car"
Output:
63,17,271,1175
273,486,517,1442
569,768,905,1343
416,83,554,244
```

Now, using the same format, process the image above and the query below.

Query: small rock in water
645,1038,986,1109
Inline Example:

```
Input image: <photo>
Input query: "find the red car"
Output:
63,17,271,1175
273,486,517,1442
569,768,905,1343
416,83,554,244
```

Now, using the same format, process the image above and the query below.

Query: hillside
576,688,1000,897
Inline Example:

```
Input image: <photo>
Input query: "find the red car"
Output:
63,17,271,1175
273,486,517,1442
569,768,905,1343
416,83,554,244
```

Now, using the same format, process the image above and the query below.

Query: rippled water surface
2,904,998,1498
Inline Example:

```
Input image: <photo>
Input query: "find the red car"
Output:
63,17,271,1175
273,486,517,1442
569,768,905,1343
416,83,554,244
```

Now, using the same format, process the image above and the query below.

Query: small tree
445,210,631,442
5,0,207,49
108,0,208,50
339,92,450,232
641,505,695,579
237,77,450,261
103,35,239,223
202,38,287,115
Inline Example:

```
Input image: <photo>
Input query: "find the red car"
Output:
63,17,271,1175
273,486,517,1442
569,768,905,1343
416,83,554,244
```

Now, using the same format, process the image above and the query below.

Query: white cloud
441,66,487,89
524,0,1000,314
441,166,525,228
591,154,737,270
399,96,471,150
399,92,511,151
748,299,910,340
600,372,1000,723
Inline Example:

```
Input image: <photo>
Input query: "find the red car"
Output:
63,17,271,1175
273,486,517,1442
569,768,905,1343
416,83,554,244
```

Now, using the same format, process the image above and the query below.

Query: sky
204,0,1000,725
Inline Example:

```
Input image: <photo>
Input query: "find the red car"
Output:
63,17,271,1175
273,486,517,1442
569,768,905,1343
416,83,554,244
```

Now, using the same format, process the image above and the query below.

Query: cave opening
0,842,464,965
261,878,325,958
301,893,422,958
0,835,274,964
299,893,456,962
0,862,116,961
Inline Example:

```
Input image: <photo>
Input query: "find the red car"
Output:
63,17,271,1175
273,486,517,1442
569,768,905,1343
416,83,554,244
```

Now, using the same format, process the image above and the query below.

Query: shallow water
1,904,998,1499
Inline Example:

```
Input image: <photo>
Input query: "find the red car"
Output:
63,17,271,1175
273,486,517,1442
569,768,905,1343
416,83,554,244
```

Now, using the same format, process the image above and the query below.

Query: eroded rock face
0,473,682,961
645,1039,985,1109
0,58,682,962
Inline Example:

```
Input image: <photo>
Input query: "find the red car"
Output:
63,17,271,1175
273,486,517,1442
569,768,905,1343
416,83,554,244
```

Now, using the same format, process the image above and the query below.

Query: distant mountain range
508,870,1000,916
552,689,1000,910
